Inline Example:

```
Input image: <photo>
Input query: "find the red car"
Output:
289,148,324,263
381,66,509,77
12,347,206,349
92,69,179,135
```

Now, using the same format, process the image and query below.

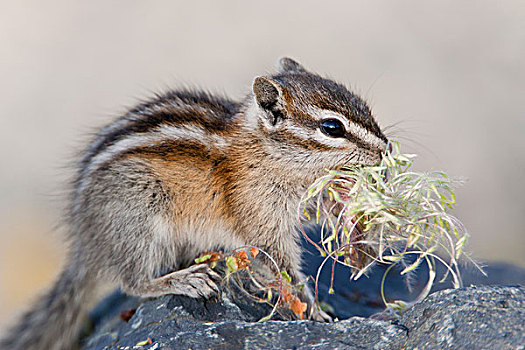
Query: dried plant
195,246,307,321
300,141,482,310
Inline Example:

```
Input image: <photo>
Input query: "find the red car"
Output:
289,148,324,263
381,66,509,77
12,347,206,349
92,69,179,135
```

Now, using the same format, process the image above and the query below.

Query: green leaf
281,270,292,283
226,256,238,273
194,254,212,264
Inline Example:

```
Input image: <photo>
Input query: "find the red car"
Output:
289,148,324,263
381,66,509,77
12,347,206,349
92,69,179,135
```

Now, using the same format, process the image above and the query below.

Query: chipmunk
1,58,388,350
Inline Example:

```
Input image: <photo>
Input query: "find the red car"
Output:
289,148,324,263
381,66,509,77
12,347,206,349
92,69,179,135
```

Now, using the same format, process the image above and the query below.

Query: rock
82,232,525,349
83,274,524,349
394,285,525,350
83,284,524,349
83,283,408,350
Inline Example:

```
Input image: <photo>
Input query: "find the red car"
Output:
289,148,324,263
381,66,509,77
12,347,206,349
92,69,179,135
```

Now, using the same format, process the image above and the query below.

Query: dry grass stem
300,141,482,310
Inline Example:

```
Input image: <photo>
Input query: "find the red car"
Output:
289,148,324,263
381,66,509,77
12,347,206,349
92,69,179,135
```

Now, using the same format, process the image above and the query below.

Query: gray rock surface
83,282,408,350
83,232,525,349
83,279,524,349
396,285,524,350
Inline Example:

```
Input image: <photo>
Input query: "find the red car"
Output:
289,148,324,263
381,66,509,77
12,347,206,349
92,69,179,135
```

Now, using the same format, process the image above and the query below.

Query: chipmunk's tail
0,261,96,350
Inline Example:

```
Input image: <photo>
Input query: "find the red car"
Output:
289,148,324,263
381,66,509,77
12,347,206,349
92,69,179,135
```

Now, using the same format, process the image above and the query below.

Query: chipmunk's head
249,57,388,171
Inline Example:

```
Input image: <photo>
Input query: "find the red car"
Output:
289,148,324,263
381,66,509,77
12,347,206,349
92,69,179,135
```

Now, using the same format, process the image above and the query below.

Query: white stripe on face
309,108,387,151
284,121,349,149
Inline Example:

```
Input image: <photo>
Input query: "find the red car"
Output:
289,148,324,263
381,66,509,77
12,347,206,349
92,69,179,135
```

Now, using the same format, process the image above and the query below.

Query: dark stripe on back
81,90,239,170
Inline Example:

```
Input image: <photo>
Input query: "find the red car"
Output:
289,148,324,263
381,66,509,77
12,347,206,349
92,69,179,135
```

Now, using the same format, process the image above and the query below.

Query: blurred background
1,0,523,329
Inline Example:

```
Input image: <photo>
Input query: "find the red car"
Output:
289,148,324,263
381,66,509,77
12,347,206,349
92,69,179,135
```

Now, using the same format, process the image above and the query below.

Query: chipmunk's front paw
159,264,222,299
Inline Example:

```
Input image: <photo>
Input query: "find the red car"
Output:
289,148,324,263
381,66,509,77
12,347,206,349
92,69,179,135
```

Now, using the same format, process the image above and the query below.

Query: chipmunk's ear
278,57,307,73
253,76,286,125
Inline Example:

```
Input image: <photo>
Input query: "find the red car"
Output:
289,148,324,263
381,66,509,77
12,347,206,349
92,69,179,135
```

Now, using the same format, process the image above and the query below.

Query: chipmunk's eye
320,119,346,138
